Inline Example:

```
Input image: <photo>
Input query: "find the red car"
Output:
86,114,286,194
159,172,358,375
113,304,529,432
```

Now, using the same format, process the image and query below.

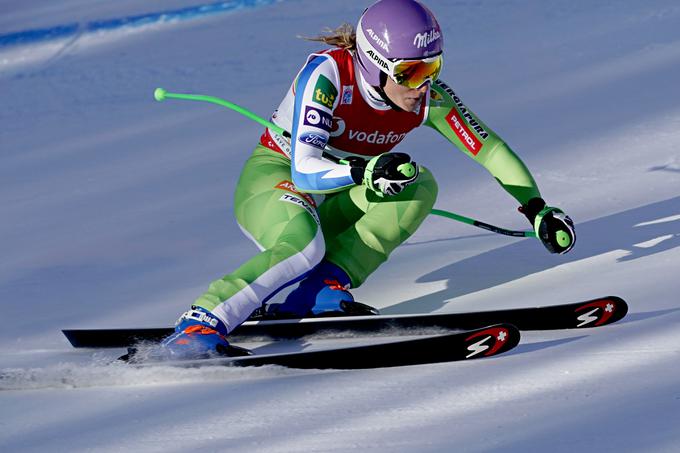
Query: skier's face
383,76,429,112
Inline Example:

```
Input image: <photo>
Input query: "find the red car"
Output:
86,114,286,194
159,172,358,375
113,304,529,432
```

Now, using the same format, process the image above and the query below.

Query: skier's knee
414,166,438,207
271,233,325,272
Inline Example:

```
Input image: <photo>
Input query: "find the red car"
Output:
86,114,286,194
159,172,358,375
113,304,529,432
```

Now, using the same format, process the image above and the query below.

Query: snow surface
1,0,679,451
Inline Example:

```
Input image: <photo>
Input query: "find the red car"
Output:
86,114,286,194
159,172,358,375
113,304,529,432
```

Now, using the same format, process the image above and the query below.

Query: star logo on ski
605,303,614,313
497,330,507,342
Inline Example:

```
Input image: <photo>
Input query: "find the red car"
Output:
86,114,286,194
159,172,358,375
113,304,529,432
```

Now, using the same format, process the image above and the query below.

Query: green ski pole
154,88,536,238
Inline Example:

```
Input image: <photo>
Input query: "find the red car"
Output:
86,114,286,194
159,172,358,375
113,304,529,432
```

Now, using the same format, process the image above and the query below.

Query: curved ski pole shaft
154,87,289,137
153,88,536,239
430,209,536,237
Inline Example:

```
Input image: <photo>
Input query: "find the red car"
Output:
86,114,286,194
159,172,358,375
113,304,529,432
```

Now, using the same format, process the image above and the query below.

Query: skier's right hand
347,152,419,197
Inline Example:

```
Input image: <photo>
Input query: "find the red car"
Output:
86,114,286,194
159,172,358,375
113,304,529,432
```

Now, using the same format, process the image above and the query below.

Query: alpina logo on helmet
366,49,389,70
366,28,389,52
413,29,441,49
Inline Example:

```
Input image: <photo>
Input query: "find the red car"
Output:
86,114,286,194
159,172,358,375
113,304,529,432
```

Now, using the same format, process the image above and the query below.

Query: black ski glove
520,197,576,254
347,152,419,197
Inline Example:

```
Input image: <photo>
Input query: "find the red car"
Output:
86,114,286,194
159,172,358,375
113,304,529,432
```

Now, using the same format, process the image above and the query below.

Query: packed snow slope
1,1,679,451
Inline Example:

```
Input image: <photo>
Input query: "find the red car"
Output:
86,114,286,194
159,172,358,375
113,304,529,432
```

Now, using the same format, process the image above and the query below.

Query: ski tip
61,329,79,347
463,323,521,360
574,296,628,328
609,296,629,316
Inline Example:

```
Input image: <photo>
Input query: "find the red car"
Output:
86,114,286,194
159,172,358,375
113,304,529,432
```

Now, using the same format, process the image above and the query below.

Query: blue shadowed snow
0,0,281,47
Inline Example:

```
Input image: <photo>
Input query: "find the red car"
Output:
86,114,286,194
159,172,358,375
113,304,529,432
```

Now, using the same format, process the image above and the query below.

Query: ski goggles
390,55,442,89
357,25,443,89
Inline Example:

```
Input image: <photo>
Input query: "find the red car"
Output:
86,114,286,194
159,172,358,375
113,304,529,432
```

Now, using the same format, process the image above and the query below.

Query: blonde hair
302,23,356,50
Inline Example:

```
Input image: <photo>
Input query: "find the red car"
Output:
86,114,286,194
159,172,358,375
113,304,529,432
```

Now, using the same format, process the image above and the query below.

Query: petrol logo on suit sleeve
445,108,483,155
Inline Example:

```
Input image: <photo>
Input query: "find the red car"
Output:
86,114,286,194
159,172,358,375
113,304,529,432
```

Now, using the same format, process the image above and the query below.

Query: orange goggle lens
392,55,442,89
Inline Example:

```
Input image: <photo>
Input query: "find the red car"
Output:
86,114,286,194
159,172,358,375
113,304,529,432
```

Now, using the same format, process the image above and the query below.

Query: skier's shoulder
298,48,353,84
309,47,352,66
428,79,460,107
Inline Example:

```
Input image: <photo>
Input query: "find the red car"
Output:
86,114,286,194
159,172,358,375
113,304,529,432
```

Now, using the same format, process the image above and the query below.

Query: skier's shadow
618,307,680,324
388,196,680,314
509,335,587,356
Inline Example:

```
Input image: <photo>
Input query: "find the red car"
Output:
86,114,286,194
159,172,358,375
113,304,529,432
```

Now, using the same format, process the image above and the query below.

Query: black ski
63,296,627,348
125,324,520,370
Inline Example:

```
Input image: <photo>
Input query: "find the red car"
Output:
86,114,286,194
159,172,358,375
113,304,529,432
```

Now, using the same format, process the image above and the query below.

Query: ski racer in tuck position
160,0,576,358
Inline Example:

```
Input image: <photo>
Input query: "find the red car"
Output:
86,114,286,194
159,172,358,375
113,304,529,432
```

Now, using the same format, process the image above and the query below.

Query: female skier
160,0,575,357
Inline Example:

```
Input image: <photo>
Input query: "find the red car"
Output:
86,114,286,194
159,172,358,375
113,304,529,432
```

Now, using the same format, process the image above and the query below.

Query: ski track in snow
0,360,311,391
1,0,680,452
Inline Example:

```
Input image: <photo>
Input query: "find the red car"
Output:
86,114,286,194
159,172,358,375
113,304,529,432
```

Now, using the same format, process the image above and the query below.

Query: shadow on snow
389,196,680,314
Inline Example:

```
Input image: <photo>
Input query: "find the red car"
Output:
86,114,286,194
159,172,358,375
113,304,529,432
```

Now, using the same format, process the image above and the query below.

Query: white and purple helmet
355,0,444,87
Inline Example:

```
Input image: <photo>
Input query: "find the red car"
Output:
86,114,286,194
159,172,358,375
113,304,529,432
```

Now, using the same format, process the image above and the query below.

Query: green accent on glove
555,230,571,247
397,162,416,178
533,206,564,236
362,155,382,196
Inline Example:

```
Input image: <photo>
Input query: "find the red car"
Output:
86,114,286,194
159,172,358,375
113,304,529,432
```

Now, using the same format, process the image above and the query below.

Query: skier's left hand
520,197,576,254
348,152,419,197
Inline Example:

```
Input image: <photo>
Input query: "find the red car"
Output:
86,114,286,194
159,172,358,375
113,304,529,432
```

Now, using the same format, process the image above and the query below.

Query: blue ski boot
267,260,379,318
157,306,249,359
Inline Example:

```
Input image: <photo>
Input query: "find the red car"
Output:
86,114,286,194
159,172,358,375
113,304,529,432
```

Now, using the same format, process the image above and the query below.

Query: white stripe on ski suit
211,225,325,333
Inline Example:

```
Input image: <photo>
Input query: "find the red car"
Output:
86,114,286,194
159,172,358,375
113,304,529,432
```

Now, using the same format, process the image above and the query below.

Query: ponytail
301,23,356,50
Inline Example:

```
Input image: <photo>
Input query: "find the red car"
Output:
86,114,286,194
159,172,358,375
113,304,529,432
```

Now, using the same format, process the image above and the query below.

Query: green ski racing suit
193,52,540,333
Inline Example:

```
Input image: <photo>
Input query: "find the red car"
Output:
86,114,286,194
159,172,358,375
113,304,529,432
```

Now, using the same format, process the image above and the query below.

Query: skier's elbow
291,171,317,193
